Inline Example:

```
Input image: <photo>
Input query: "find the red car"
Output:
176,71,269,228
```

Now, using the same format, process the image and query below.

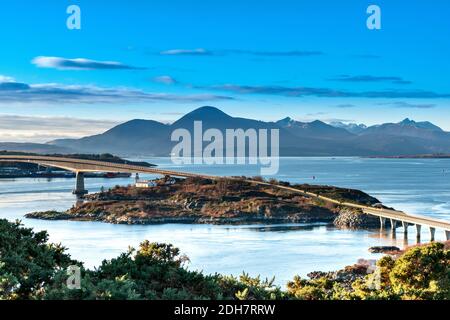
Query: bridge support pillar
446,231,450,241
73,172,88,197
390,219,397,232
402,221,409,235
379,217,386,229
415,225,421,242
429,227,436,242
389,219,397,239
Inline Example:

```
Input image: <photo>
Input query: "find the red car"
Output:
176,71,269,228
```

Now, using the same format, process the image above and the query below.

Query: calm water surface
0,157,449,285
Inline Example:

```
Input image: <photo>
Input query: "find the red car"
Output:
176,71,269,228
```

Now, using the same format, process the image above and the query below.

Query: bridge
1,155,449,241
0,155,207,195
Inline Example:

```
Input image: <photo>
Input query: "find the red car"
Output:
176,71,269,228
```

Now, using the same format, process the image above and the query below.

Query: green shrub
0,219,448,300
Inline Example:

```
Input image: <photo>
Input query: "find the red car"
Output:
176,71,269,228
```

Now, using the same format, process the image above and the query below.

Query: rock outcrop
333,208,380,229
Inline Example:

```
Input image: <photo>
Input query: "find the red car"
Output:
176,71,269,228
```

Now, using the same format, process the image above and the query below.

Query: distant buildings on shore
135,177,176,188
0,166,131,179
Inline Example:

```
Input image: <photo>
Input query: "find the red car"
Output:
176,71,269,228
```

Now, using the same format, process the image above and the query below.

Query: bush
0,219,76,299
1,219,448,300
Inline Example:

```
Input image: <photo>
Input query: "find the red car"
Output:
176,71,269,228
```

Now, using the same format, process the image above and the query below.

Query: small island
26,176,381,228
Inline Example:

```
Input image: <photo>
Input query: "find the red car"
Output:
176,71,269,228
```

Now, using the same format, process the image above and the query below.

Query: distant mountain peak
189,106,228,116
398,118,442,131
309,120,327,126
399,118,414,125
329,121,367,134
174,106,232,123
276,117,295,127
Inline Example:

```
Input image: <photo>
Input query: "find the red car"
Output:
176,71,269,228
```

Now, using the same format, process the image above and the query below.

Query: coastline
25,176,381,228
364,154,450,159
25,210,337,225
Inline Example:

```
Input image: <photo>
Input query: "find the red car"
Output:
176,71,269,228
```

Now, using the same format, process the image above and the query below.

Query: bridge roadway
1,155,449,240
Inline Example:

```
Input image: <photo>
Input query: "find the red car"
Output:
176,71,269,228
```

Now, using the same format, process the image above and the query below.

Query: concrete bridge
1,155,449,241
0,155,208,195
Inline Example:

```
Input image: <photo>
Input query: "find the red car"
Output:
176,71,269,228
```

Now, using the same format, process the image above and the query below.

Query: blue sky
1,0,450,141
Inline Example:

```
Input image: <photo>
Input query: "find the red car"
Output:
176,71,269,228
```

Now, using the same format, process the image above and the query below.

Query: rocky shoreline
26,176,383,228
26,210,339,225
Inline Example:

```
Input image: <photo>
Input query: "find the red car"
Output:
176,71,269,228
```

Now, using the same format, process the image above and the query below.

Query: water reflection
234,223,329,233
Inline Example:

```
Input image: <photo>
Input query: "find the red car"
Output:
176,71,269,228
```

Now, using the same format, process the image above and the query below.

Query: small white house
135,180,157,188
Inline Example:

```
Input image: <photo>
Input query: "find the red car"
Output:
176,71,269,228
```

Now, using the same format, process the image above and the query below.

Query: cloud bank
204,84,450,99
0,75,232,104
331,75,412,85
379,101,437,109
0,115,119,142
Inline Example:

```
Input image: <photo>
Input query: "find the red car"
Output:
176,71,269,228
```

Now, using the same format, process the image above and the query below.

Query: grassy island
26,176,380,228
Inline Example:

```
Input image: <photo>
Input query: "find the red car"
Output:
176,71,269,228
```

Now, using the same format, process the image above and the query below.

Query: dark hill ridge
0,151,154,169
52,119,172,155
0,142,73,154
46,106,450,156
171,106,283,134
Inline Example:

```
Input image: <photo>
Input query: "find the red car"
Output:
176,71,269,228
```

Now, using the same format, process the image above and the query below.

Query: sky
1,0,450,142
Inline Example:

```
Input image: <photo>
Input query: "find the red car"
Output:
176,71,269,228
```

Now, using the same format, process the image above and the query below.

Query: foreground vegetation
0,219,448,300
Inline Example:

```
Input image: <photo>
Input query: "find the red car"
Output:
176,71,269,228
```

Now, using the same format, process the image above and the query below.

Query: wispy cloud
203,84,450,99
0,76,233,104
160,48,213,56
0,75,15,82
227,49,324,57
336,103,356,108
153,75,178,85
320,118,355,123
330,75,412,85
378,101,437,109
0,115,119,142
159,48,324,57
32,56,146,70
305,112,328,117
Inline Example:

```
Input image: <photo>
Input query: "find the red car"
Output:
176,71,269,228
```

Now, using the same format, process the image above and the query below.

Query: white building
135,180,157,188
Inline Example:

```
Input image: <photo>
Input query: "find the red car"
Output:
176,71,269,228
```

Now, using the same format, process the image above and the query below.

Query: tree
1,219,448,300
388,242,450,299
0,219,76,299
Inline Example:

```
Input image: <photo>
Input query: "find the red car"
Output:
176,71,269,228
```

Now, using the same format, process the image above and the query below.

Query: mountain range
2,106,450,156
